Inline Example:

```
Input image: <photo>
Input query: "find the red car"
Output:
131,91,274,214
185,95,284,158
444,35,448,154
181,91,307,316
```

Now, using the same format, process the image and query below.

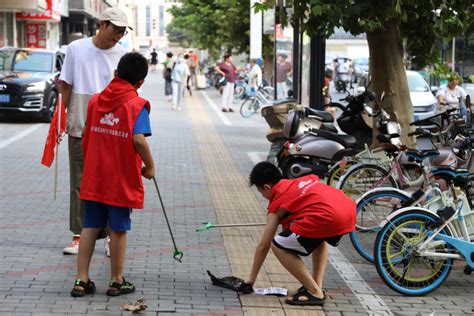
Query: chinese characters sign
26,23,47,48
16,0,61,22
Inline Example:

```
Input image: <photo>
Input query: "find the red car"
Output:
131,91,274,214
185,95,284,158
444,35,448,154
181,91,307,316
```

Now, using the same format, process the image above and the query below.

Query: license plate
0,94,10,103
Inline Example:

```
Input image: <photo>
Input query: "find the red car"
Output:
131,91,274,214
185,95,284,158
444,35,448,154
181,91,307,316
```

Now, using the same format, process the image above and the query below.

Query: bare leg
76,228,101,282
271,243,324,299
110,230,127,283
312,242,329,288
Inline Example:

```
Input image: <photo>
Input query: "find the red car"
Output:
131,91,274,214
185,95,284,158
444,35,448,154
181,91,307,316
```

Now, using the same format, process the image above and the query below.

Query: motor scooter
276,90,378,178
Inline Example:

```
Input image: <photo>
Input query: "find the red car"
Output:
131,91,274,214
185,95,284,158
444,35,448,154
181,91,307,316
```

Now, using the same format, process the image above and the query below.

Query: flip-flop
285,288,326,306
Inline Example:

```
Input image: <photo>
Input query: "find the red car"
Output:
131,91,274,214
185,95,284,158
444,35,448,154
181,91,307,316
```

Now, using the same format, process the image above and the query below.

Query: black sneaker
71,279,96,297
106,278,135,296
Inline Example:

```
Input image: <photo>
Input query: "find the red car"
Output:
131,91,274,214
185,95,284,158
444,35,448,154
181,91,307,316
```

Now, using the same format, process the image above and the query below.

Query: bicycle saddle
380,143,406,157
310,128,358,148
431,166,469,184
304,107,334,123
405,149,439,162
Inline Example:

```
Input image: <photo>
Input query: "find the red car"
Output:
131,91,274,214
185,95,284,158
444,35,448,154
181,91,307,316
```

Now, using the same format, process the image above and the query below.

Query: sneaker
176,107,182,111
105,237,110,257
172,105,177,110
106,278,136,296
63,235,80,255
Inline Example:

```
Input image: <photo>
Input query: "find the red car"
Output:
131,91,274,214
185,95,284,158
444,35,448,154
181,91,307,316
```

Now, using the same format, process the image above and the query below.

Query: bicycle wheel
374,209,454,296
240,98,257,118
336,163,397,201
326,160,357,187
352,189,411,263
235,86,245,99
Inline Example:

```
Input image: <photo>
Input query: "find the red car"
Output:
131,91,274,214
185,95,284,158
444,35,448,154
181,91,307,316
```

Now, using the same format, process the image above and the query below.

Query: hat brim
109,20,133,30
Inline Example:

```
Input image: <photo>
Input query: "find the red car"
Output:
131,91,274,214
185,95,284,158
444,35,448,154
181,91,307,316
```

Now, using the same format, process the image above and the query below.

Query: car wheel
42,90,57,123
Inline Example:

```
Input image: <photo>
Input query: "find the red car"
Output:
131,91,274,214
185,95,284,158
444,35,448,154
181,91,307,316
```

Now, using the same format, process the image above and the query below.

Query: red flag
41,94,66,167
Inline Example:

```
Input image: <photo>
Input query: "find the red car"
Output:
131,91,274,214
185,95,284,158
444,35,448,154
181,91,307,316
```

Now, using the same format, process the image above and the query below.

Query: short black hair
224,53,232,60
249,162,283,188
166,52,173,58
117,52,148,85
184,54,189,59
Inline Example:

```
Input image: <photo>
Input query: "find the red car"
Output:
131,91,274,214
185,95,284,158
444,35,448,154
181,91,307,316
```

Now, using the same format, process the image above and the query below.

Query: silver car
357,70,437,122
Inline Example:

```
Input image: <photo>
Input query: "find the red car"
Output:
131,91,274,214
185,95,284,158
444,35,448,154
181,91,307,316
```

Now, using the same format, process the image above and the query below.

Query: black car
0,47,65,122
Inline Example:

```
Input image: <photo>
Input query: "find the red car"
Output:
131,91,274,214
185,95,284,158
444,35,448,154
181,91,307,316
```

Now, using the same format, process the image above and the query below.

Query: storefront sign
16,0,61,22
26,23,47,48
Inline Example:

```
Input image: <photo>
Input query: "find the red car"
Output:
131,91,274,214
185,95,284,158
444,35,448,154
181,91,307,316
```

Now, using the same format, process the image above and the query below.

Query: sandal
106,277,135,297
285,288,326,306
296,285,327,297
71,279,96,297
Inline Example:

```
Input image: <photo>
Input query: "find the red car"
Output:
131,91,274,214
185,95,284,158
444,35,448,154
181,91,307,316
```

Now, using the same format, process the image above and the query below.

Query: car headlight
25,81,46,92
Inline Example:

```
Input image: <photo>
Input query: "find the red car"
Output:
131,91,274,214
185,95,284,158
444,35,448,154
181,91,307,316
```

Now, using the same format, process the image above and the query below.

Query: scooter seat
311,128,358,148
305,108,334,123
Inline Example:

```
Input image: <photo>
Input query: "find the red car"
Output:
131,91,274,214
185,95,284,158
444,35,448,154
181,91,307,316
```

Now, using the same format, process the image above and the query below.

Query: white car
357,70,437,122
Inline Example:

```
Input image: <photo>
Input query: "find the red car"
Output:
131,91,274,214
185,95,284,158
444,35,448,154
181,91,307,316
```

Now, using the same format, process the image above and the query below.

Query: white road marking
0,124,43,149
247,150,393,315
247,152,267,164
200,90,232,126
329,248,393,315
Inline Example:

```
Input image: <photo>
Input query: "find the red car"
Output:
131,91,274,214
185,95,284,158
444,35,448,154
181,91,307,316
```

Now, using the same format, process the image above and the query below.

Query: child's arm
133,134,155,179
245,208,286,285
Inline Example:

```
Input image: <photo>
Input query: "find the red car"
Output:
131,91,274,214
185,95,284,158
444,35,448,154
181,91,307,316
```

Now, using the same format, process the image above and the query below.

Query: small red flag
41,94,66,167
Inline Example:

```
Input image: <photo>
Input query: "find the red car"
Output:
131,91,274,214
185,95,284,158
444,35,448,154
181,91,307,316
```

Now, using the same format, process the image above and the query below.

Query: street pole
451,37,456,72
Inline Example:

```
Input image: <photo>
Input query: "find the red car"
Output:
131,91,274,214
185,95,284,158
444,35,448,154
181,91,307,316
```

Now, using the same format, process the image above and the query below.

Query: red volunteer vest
80,94,150,209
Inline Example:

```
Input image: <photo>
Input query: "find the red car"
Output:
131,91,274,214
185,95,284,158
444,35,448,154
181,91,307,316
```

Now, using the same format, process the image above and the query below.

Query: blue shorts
83,201,132,232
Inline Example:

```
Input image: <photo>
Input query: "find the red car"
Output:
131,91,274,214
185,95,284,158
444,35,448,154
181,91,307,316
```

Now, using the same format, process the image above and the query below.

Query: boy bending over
71,52,155,297
245,162,355,306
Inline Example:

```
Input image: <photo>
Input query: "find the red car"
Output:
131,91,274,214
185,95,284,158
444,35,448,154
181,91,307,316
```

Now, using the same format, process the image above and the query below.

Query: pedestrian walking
171,53,190,111
248,58,262,96
188,50,199,87
59,7,129,255
71,52,155,298
184,54,192,96
215,53,237,112
163,52,174,101
436,72,468,117
276,54,292,99
243,162,356,306
150,48,158,72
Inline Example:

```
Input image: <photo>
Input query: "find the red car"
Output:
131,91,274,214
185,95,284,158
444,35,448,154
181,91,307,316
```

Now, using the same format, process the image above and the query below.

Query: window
159,6,164,36
275,23,294,99
146,6,151,37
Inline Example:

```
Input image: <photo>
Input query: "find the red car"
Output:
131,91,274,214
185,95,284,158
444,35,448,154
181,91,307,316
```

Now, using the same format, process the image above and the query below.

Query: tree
257,0,474,145
166,23,193,48
168,0,250,59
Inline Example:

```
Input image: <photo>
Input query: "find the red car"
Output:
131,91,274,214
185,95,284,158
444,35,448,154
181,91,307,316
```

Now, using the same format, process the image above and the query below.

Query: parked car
352,57,369,82
0,47,65,122
357,70,437,122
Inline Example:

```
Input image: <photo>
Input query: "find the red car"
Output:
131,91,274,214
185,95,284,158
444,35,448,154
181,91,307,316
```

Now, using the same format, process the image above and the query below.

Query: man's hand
141,166,155,180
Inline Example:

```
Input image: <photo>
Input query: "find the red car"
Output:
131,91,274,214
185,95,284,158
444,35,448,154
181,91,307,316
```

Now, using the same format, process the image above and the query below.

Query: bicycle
373,165,474,295
349,123,473,263
239,86,274,118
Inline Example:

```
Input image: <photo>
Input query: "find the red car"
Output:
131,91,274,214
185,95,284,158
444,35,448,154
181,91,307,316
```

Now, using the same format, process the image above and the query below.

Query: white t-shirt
249,64,262,88
59,37,126,137
436,85,467,110
171,62,190,83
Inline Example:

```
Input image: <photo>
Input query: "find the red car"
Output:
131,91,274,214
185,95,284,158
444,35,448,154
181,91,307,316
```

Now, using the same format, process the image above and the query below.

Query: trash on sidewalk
207,271,287,296
122,299,148,314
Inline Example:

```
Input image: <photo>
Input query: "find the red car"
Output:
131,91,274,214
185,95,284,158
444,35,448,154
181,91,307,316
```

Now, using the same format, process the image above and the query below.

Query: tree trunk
367,18,415,147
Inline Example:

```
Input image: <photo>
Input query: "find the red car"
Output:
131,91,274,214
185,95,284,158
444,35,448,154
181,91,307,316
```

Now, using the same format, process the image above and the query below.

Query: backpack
164,61,175,81
189,58,197,71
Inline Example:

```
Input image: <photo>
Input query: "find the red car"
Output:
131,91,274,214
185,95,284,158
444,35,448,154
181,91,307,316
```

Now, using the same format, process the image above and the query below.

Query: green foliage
269,0,474,67
167,0,250,58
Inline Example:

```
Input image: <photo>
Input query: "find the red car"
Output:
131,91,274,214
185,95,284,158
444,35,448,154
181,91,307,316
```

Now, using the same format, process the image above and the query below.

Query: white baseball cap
99,7,133,30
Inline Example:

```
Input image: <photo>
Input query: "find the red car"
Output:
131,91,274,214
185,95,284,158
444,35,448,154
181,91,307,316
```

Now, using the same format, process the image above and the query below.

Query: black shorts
272,229,344,256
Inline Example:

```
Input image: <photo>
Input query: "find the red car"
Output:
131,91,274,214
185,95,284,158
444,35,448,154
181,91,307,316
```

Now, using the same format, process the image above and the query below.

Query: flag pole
54,94,62,200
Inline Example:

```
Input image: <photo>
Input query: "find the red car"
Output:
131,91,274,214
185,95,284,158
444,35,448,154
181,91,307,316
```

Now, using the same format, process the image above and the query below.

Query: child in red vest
244,162,356,306
71,52,155,297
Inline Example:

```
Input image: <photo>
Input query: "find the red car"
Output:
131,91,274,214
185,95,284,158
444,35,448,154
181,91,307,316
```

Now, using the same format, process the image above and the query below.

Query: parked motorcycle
276,90,380,179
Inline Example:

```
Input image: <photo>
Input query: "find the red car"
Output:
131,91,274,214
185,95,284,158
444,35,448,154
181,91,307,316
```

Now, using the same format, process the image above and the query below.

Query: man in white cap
59,7,131,255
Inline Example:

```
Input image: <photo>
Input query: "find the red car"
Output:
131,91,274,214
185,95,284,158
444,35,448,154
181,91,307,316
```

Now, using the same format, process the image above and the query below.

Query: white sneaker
63,235,80,255
105,237,110,257
172,105,177,110
176,107,182,111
